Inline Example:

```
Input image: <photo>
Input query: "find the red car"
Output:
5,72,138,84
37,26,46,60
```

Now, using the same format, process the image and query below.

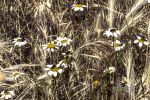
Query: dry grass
0,0,150,100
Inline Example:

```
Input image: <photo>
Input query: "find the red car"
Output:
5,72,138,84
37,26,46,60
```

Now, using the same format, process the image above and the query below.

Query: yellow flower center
114,43,120,47
93,80,100,86
61,40,68,43
75,4,83,8
139,39,145,42
17,38,23,42
4,91,10,95
47,43,56,48
50,66,60,72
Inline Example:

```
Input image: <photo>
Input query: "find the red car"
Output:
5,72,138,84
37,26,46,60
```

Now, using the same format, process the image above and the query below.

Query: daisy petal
1,91,4,95
51,48,54,52
58,69,63,73
116,30,120,35
74,8,80,11
113,33,118,37
134,40,139,43
137,36,142,40
44,68,50,71
139,42,143,48
144,41,149,45
1,95,5,98
53,72,57,77
48,71,53,76
5,95,11,99
80,8,84,11
47,65,53,68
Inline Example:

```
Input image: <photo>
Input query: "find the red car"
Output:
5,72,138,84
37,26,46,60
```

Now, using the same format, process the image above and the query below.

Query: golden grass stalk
94,13,102,36
121,12,144,33
108,0,115,27
0,40,9,52
38,24,48,40
46,0,52,9
123,49,135,100
142,18,150,89
125,0,146,19
2,64,40,71
73,41,112,60
0,71,6,81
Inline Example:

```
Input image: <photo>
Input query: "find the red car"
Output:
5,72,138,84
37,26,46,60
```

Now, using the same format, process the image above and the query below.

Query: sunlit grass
0,0,150,100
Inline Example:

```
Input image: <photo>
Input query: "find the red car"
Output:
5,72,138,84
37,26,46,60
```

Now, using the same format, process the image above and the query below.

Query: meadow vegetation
0,0,150,100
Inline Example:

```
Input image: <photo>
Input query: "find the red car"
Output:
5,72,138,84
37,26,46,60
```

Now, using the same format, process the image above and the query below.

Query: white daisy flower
134,36,149,48
121,77,128,84
44,64,63,77
112,40,125,51
1,90,15,99
13,37,27,47
103,67,116,74
43,41,59,52
10,71,25,80
104,28,120,37
108,67,116,73
71,4,87,11
55,37,72,47
58,59,68,68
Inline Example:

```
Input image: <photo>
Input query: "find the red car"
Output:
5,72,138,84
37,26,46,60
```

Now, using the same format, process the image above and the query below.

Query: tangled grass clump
0,0,150,100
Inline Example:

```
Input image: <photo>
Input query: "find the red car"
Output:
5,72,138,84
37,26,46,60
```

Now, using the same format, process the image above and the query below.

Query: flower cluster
104,28,120,38
13,37,27,47
71,4,87,11
42,37,72,77
55,37,72,47
1,90,15,99
44,64,63,77
44,56,71,77
134,35,149,48
12,36,72,78
112,40,125,51
103,67,116,74
43,41,59,52
103,28,149,51
42,37,72,52
103,28,125,51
